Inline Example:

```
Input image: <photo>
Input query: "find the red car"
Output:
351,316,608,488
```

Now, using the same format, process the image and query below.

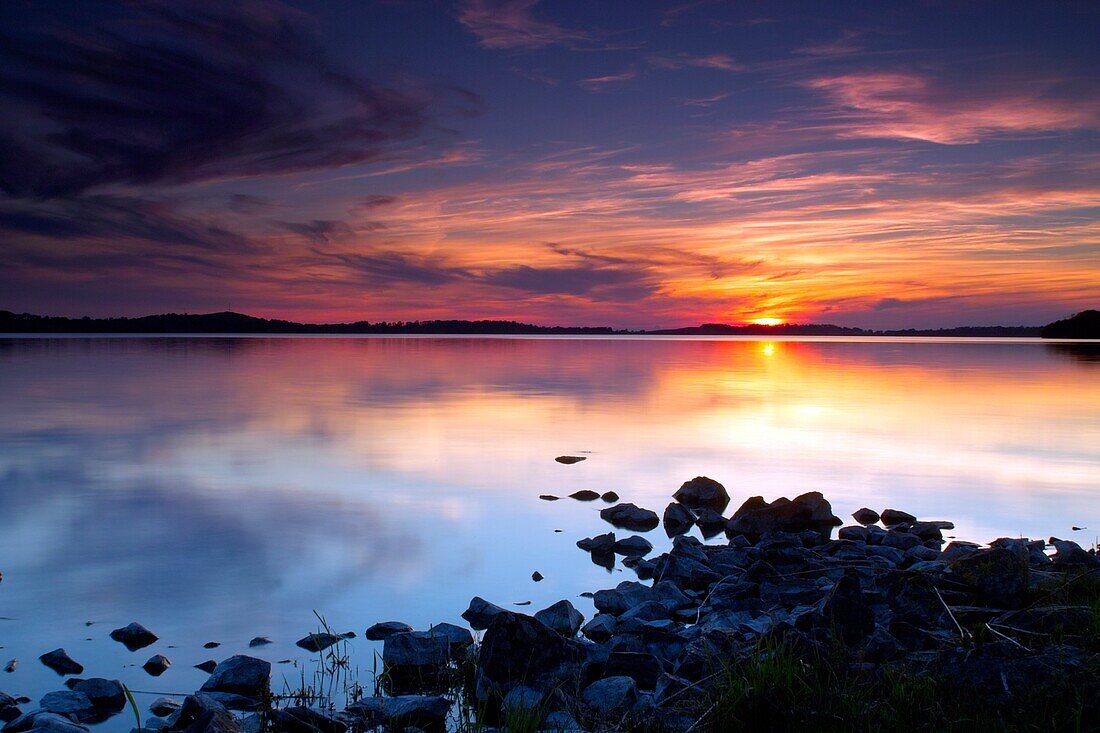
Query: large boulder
581,676,637,717
0,693,21,724
950,548,1028,608
613,536,653,557
1050,539,1100,569
364,622,412,641
39,692,97,724
70,679,125,716
600,504,659,532
475,612,583,702
593,582,656,616
38,650,82,677
166,695,240,733
383,696,451,733
462,597,507,630
199,656,270,701
726,493,840,540
662,503,694,537
534,600,585,637
576,533,615,554
852,508,880,525
881,508,916,526
109,623,158,652
673,477,730,513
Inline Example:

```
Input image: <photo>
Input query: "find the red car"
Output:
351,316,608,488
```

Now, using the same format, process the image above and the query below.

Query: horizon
1,2,1098,328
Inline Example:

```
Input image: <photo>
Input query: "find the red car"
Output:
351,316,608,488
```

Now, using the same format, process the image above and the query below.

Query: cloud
0,0,432,198
483,264,655,298
579,69,637,92
805,72,1100,144
649,53,743,72
458,0,587,49
324,251,470,287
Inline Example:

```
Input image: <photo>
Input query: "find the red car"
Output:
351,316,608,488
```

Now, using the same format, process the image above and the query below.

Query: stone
604,651,662,690
475,612,582,702
532,571,544,582
1050,539,1100,568
39,692,97,723
382,695,451,732
268,707,346,733
3,660,14,674
600,503,659,532
662,503,694,537
577,533,615,553
692,507,727,538
940,541,981,563
200,656,271,700
295,633,340,653
880,508,916,526
143,655,171,677
727,493,840,540
366,621,414,640
581,676,637,717
0,693,21,723
593,582,656,616
39,650,83,676
501,685,542,715
820,569,874,645
539,495,559,501
613,536,652,557
534,600,585,637
194,661,217,674
950,548,1028,608
201,693,260,712
838,525,870,542
601,492,619,502
909,522,944,541
673,476,730,513
5,711,89,733
166,694,240,733
203,642,220,649
852,508,880,525
569,490,600,501
555,456,586,464
109,623,158,652
882,531,922,551
150,699,181,718
247,638,271,648
543,711,583,731
581,615,617,643
71,679,124,714
463,597,509,630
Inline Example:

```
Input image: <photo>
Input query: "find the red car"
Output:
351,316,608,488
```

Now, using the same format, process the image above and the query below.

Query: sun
751,317,784,326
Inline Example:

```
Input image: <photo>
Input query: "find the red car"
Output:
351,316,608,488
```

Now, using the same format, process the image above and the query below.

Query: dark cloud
278,219,356,244
483,264,655,298
324,251,471,287
0,0,431,198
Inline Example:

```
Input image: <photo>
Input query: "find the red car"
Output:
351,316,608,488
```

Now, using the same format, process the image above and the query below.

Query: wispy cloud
650,53,744,72
457,0,588,49
579,69,637,92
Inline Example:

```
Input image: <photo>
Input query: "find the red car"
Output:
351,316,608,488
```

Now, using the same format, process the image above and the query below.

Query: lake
0,336,1097,723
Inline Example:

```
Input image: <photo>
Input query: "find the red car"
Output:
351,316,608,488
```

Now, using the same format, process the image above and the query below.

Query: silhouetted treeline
0,309,1085,337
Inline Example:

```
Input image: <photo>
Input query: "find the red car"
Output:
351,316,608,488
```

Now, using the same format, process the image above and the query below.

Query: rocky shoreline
4,477,1099,733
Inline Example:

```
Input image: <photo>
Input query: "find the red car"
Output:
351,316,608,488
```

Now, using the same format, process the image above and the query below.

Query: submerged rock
203,642,220,649
539,495,560,501
143,655,171,677
569,490,601,501
70,679,124,715
673,476,730,513
149,698,181,718
247,638,271,648
662,503,694,537
532,571,544,582
39,650,83,676
613,535,653,557
852,507,880,525
365,621,414,641
200,656,271,700
109,623,158,652
600,503,660,532
295,633,340,653
577,532,616,553
601,491,619,502
555,456,586,465
194,661,218,674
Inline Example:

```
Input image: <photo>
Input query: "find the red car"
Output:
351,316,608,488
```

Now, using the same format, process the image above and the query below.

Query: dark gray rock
166,694,240,733
247,638,271,648
838,525,870,542
692,508,727,538
604,651,662,690
109,623,158,652
613,535,652,557
882,531,922,551
880,509,916,526
194,661,217,674
569,490,600,501
950,548,1028,608
600,503,659,532
200,693,260,712
199,656,271,700
581,676,637,717
534,600,584,637
382,696,451,733
673,476,730,513
909,522,944,541
577,533,615,553
940,541,981,562
4,711,89,733
203,643,220,649
820,569,874,645
39,692,96,724
593,582,656,616
38,650,83,677
70,679,124,715
0,693,21,724
727,492,840,540
581,615,617,643
295,633,340,653
555,456,586,464
475,612,583,702
463,597,508,630
662,503,694,537
268,707,346,733
532,571,544,582
501,685,542,715
601,492,619,503
852,508,880,525
365,621,413,641
149,699,181,718
1050,538,1100,569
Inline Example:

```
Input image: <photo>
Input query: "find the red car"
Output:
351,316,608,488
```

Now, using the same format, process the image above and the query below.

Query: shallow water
0,336,1097,723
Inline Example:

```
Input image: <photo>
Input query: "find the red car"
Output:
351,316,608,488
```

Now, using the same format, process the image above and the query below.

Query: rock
383,627,465,687
569,490,600,501
143,655,171,677
382,696,451,732
0,693,21,723
539,495,559,501
532,571,544,582
38,650,83,676
463,598,509,631
247,637,271,648
820,569,874,645
501,685,542,715
838,525,870,542
859,626,906,663
593,582,656,616
543,711,583,731
200,693,259,712
882,531,922,551
950,548,1027,608
534,600,584,637
200,656,271,700
3,660,14,673
295,632,340,653
727,492,840,540
555,456,586,465
852,508,880,525
268,707,346,733
604,651,662,690
601,492,619,502
909,521,944,541
366,621,414,641
1050,538,1100,568
166,694,240,733
600,503,659,532
673,476,730,513
150,699,181,718
880,508,916,526
70,679,124,714
662,503,694,537
906,545,940,562
940,541,981,563
692,508,727,538
613,536,652,557
475,612,582,702
194,661,218,674
203,642,220,649
581,615,617,643
39,692,97,723
109,623,158,652
577,533,615,553
582,676,637,717
5,711,89,733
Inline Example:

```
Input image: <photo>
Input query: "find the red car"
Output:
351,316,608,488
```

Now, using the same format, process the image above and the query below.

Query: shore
4,478,1099,733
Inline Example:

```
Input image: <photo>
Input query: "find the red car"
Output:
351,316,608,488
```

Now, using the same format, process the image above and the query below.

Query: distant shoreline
6,309,1096,338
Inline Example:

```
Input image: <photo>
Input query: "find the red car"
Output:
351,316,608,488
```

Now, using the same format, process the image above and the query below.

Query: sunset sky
1,0,1097,328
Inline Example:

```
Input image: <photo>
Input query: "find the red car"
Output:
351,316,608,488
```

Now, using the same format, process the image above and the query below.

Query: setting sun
751,318,784,326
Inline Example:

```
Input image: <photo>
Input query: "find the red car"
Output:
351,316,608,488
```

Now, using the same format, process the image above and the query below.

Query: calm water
1,336,1098,721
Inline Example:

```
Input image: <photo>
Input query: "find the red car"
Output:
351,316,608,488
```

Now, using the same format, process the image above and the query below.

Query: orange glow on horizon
751,318,784,326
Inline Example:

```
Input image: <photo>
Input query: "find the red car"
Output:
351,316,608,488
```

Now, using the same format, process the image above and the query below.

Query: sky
0,0,1097,329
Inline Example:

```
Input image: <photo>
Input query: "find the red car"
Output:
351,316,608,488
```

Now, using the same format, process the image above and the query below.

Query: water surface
0,336,1097,721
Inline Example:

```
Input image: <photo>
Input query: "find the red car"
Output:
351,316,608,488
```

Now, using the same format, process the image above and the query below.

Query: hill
1041,310,1100,339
